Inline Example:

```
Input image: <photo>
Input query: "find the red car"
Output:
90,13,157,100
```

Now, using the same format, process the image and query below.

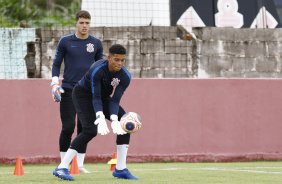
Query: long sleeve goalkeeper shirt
78,59,131,116
52,33,103,89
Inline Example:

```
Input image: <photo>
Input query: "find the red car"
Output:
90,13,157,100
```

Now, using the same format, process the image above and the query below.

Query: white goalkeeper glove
94,111,110,135
110,115,127,135
51,76,64,102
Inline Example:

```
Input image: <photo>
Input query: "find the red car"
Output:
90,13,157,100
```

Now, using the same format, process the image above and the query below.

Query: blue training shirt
78,60,131,116
52,33,103,89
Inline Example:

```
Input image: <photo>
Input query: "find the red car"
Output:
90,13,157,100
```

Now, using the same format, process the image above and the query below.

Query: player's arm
91,71,103,113
92,79,126,135
91,69,110,135
95,40,104,61
50,38,66,102
52,37,65,78
109,75,130,115
109,76,130,135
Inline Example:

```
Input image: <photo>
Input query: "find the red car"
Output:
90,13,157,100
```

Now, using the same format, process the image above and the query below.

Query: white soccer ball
120,112,142,133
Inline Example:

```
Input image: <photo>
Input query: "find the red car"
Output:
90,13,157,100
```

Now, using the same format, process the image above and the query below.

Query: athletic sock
58,149,78,169
77,153,85,168
60,152,66,162
116,144,129,170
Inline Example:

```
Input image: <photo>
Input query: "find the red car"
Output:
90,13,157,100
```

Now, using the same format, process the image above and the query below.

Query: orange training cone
69,156,80,175
107,152,117,171
13,156,24,176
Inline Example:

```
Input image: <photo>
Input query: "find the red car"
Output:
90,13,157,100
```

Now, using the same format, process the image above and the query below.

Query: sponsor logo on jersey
86,43,94,53
111,78,120,87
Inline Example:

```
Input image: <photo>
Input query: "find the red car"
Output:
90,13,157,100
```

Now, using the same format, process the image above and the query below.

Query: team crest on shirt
111,78,120,87
86,43,94,53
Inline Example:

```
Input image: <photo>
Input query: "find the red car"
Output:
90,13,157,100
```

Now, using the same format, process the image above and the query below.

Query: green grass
0,162,282,184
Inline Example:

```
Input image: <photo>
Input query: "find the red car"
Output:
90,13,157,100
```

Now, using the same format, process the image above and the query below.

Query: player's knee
116,133,130,145
62,124,75,135
88,130,97,138
83,126,97,140
83,131,97,143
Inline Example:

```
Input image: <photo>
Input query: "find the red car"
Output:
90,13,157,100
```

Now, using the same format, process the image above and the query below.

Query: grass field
0,161,281,184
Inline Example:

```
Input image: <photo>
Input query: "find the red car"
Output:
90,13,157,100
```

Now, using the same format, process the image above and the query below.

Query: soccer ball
120,112,142,133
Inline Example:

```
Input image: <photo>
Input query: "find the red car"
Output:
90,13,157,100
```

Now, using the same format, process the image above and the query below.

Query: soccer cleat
53,167,74,181
79,167,90,173
112,168,139,180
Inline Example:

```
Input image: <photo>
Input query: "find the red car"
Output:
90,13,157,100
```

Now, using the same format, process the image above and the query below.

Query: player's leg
76,116,90,173
116,107,130,170
59,88,76,162
53,85,97,180
103,103,139,180
77,115,82,135
70,84,97,160
60,88,89,173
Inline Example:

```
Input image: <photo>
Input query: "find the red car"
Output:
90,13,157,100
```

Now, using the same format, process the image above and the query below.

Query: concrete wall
2,27,282,79
1,79,282,164
36,26,195,79
0,28,37,79
194,27,282,78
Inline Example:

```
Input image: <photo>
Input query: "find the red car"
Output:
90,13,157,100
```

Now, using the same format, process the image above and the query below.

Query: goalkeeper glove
110,115,127,135
50,76,64,102
94,111,110,135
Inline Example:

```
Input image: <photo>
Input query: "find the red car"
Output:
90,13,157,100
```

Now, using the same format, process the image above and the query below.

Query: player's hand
50,76,64,102
110,115,127,135
51,84,64,102
94,111,110,135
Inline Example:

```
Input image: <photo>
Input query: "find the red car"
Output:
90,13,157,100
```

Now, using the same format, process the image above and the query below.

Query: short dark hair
76,10,91,21
109,44,126,55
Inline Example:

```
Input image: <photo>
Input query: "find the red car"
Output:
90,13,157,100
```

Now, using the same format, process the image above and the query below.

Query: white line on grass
133,168,187,171
133,167,282,174
0,170,108,175
1,167,281,175
240,167,282,169
0,168,189,175
0,172,13,174
200,168,282,174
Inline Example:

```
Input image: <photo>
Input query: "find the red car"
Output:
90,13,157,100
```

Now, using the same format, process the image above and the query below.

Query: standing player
53,44,139,181
51,10,103,173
